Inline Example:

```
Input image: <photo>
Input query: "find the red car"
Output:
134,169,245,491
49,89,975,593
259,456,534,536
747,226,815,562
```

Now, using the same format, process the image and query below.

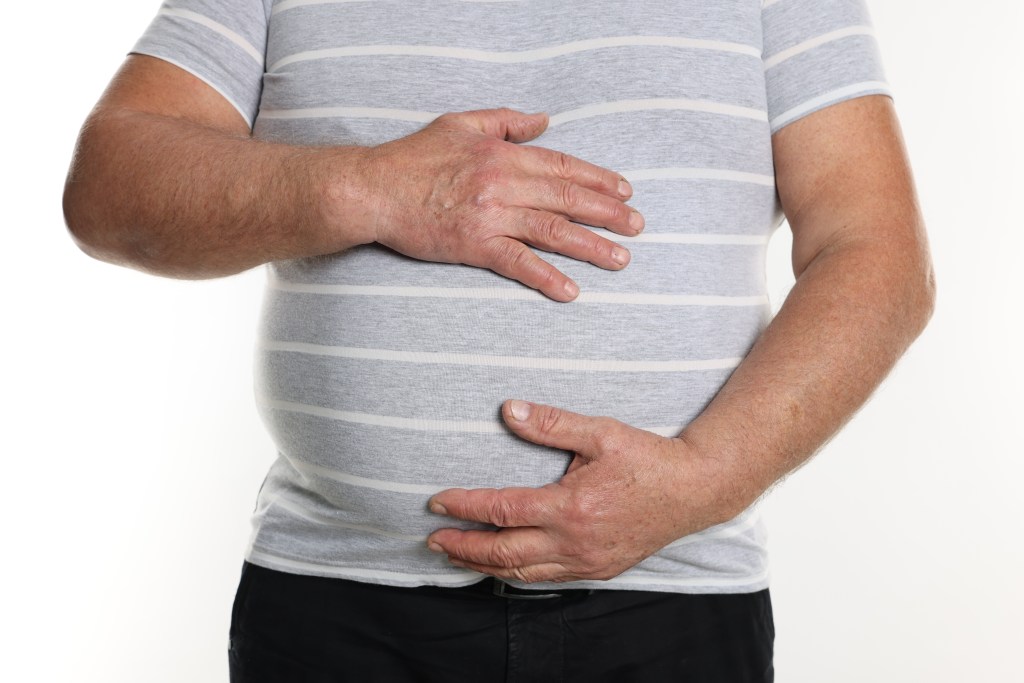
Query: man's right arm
63,55,642,301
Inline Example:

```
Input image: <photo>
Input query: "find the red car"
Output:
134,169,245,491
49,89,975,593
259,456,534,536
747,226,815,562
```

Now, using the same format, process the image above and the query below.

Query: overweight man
64,0,934,680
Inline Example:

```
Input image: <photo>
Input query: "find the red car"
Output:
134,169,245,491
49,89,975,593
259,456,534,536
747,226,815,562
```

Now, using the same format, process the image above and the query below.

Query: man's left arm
426,95,936,583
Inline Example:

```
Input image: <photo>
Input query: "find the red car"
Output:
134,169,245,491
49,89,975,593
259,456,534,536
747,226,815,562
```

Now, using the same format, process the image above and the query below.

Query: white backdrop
2,1,1020,681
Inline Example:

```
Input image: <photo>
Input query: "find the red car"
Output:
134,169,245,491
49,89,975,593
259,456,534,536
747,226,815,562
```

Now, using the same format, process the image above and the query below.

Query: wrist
672,429,762,524
307,144,380,254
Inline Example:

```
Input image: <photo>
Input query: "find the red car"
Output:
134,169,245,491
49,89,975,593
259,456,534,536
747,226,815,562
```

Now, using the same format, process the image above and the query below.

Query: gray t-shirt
134,0,888,593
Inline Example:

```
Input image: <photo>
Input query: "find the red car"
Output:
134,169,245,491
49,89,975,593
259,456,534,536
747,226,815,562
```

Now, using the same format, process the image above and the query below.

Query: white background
2,1,1021,680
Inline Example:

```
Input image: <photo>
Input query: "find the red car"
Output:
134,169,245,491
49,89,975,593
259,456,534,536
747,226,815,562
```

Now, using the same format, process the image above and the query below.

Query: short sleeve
131,0,271,128
762,0,890,134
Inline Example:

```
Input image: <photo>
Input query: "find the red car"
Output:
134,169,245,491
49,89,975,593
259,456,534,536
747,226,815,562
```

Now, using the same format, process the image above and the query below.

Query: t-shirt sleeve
131,0,269,128
762,0,890,134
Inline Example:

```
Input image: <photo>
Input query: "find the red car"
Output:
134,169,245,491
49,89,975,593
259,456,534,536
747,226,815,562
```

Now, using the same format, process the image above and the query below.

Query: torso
247,0,775,590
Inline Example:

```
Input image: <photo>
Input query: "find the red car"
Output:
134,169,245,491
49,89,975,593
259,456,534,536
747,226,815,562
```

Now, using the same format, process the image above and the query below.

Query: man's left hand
426,400,743,583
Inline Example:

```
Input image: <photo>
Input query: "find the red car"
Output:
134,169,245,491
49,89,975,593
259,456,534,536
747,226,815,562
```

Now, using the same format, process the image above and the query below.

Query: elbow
62,172,111,269
900,241,937,344
914,259,937,334
61,133,179,277
62,172,104,262
62,171,134,269
62,116,126,267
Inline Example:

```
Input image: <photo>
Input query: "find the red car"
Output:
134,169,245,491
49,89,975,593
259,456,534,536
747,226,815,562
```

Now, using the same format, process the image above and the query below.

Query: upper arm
93,54,250,136
760,0,924,277
89,0,270,134
772,95,926,277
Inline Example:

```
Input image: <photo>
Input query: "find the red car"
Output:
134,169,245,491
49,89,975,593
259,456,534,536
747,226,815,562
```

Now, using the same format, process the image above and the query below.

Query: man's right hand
65,57,640,292
349,108,643,302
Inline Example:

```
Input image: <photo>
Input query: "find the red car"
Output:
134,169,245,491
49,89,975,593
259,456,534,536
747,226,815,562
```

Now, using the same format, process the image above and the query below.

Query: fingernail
618,179,632,197
629,210,645,233
610,247,629,267
429,501,448,515
509,400,532,421
563,280,579,299
428,542,444,553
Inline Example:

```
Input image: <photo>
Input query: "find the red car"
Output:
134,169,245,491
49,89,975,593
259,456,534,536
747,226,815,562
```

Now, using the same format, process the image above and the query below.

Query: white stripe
274,0,582,11
547,98,767,125
270,482,759,549
272,0,370,15
607,232,770,246
601,566,770,589
269,280,769,307
764,26,876,70
260,98,766,125
269,35,760,71
265,399,506,435
248,549,484,584
258,106,434,122
623,167,775,186
262,341,744,373
761,0,784,9
665,510,762,548
158,8,263,65
285,455,456,494
271,497,426,541
262,398,684,439
770,81,891,131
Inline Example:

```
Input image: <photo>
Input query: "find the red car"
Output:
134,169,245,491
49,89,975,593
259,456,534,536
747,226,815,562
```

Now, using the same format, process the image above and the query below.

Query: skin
427,95,936,583
65,55,935,585
64,55,641,301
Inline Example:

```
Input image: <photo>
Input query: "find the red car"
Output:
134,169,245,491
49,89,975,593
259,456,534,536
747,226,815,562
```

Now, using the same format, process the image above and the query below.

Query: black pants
229,562,774,682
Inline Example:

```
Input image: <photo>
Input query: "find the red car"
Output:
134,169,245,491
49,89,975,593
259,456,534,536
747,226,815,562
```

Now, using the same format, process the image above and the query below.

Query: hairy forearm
682,235,936,517
63,107,372,278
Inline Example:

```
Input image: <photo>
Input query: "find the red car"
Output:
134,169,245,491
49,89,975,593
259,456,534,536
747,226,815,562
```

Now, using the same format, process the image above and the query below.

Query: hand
358,108,644,302
426,400,742,583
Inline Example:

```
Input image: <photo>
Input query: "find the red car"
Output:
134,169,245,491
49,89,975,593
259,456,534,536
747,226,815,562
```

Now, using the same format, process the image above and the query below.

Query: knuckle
489,543,522,568
494,240,529,271
532,213,569,245
432,111,457,127
593,417,622,452
550,150,575,179
535,405,567,436
566,491,599,526
467,186,499,211
487,498,518,528
612,199,633,224
556,180,581,210
509,566,542,584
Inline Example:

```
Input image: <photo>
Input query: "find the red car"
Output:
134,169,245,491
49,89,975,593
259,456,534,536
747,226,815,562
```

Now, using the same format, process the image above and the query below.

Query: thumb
502,400,606,455
457,108,549,142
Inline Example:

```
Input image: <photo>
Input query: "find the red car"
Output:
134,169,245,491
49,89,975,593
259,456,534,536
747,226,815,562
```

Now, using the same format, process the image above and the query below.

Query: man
64,0,934,680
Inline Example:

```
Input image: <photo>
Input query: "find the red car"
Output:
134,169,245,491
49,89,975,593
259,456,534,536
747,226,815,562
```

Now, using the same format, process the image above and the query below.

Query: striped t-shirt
134,0,889,593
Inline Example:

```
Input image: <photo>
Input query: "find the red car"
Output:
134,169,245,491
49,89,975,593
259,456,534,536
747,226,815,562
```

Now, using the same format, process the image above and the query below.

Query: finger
518,144,634,201
515,209,630,271
449,558,573,584
428,527,553,569
476,236,580,302
428,485,560,528
442,108,549,143
503,400,615,455
526,179,644,236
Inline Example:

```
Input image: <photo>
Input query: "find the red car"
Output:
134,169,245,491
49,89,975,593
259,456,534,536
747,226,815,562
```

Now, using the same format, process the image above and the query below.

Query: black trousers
229,562,774,682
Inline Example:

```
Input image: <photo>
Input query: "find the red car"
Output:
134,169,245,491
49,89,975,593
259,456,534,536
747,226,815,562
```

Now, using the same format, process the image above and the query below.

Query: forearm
63,107,373,278
681,235,936,517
